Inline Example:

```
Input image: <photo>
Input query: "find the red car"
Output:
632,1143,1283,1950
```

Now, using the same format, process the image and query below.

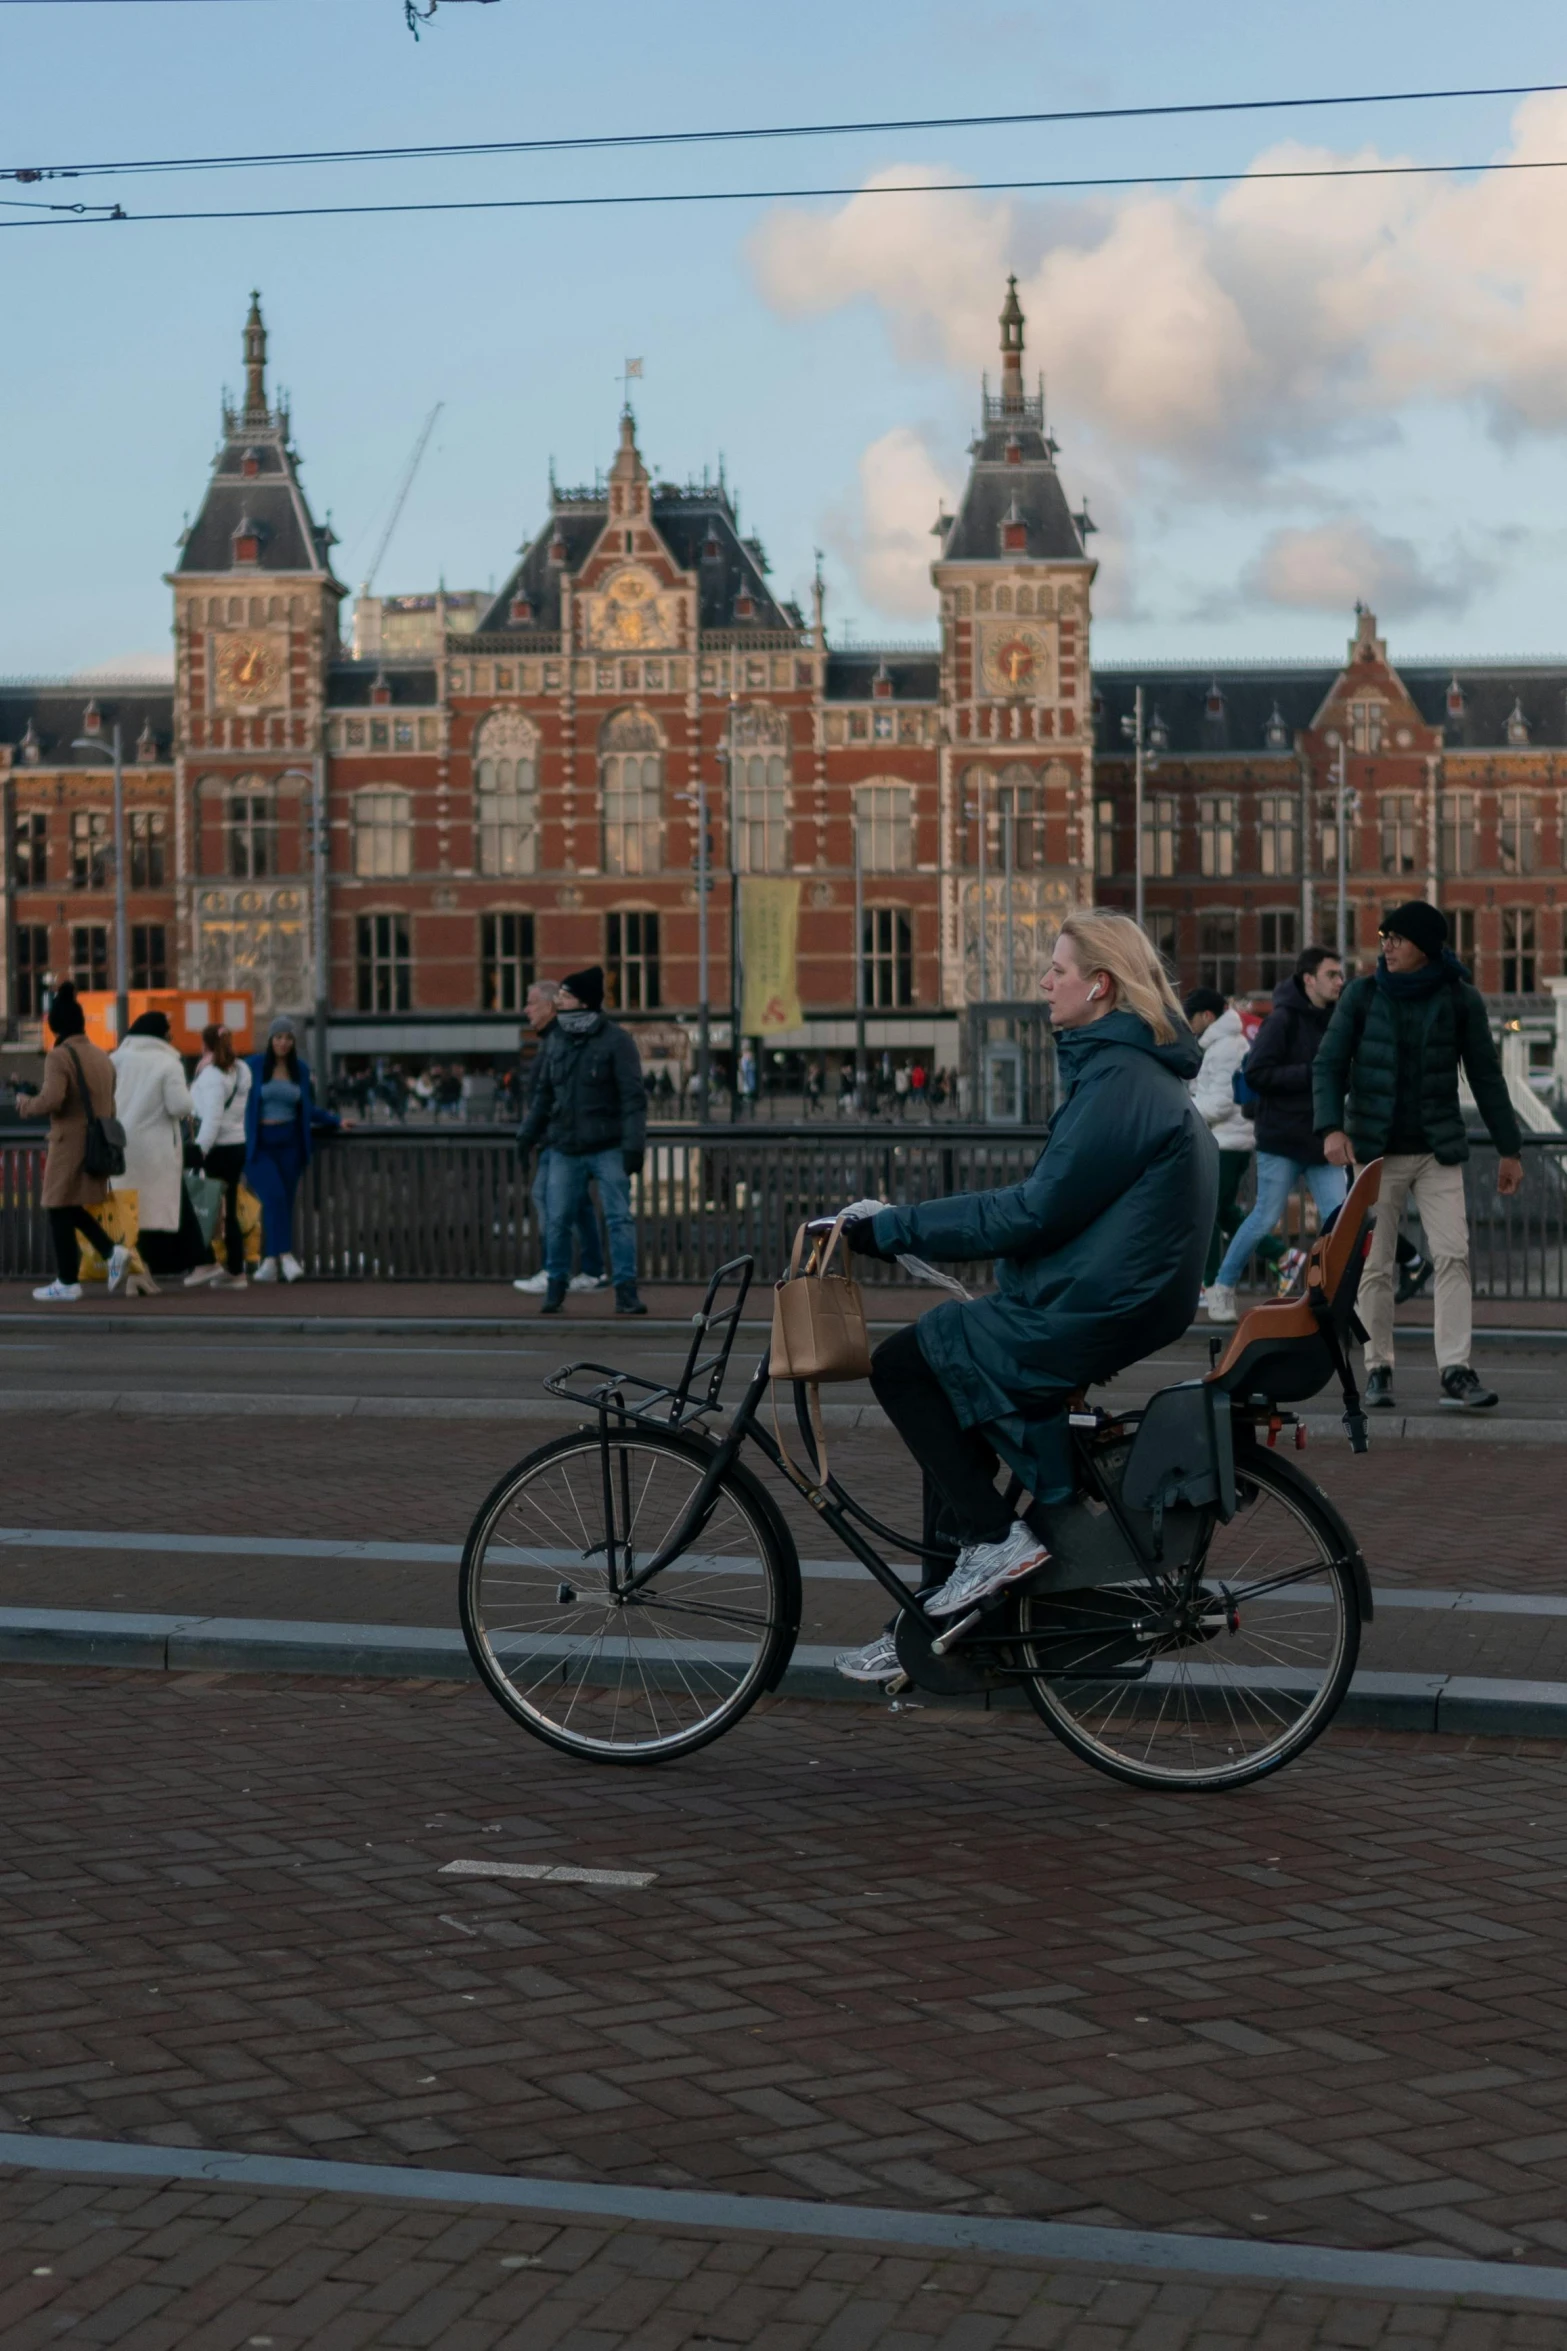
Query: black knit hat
1381,900,1448,962
561,965,605,1011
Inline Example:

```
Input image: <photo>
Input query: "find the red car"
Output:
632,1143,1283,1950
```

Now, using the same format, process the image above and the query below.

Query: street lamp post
852,808,866,1108
725,688,742,1126
1121,684,1147,933
1334,739,1349,964
72,721,127,1043
696,751,711,1119
1002,783,1015,1000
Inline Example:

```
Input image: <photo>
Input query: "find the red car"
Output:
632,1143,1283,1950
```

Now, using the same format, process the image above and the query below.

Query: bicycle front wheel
1017,1449,1361,1792
460,1428,793,1763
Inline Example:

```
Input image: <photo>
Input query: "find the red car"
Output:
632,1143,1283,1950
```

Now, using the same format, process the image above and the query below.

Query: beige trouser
1361,1154,1472,1371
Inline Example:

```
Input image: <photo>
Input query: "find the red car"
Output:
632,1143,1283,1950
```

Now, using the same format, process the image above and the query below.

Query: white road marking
439,1858,657,1889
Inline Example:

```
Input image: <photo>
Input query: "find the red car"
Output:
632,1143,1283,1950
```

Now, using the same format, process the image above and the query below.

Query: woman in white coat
1183,986,1256,1313
111,1011,207,1286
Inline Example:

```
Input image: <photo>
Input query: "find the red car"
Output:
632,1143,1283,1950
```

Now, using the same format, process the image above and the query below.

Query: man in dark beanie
516,965,648,1314
1315,899,1523,1410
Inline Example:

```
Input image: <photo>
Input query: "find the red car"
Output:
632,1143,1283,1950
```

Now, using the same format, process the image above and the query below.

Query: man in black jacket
516,965,648,1316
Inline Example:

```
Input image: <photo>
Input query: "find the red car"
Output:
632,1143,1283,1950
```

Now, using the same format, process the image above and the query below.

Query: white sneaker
32,1280,83,1303
513,1271,550,1294
213,1269,247,1288
1203,1283,1238,1324
253,1257,280,1283
106,1245,132,1296
568,1273,609,1292
183,1262,224,1287
834,1631,901,1683
925,1520,1049,1618
280,1253,304,1283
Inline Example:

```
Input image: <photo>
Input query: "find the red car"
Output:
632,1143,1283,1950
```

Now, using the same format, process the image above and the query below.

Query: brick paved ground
3,2171,1563,2351
8,1671,1567,2270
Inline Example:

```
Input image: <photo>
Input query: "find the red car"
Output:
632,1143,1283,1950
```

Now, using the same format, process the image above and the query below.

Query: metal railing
0,1128,1562,1292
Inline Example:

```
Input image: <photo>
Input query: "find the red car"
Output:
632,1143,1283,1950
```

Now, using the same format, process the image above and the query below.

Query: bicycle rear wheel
1017,1450,1361,1791
460,1427,793,1763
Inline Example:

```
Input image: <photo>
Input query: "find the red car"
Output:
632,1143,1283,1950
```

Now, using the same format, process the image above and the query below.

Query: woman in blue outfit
243,1015,338,1282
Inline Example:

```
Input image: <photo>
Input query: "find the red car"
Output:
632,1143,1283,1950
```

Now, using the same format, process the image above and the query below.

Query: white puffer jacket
1191,1006,1255,1152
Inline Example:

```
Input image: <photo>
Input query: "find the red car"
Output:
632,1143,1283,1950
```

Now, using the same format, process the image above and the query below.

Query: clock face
979,621,1053,700
213,633,285,709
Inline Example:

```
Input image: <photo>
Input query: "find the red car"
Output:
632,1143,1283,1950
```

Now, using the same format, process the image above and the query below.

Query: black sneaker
615,1285,648,1316
1440,1364,1498,1410
1365,1366,1396,1410
1395,1253,1434,1305
540,1281,567,1315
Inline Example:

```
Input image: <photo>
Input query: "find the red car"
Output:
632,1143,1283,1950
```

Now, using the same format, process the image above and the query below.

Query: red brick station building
3,287,1566,1099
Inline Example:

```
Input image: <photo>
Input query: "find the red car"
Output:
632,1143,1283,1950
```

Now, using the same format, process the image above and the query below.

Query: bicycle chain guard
893,1607,1004,1697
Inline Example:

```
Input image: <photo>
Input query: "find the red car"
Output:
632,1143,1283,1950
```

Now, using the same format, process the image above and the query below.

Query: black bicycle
460,1169,1381,1793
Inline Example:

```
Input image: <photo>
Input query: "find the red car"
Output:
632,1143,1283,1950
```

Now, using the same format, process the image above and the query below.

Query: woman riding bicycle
837,910,1217,1681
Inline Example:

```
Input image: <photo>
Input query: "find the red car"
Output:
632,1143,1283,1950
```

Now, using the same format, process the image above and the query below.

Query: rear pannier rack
543,1254,755,1431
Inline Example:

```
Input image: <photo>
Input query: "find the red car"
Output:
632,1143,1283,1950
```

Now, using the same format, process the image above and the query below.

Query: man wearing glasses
1314,900,1523,1410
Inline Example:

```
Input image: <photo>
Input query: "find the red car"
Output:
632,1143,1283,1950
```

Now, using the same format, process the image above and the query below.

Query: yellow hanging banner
739,877,803,1036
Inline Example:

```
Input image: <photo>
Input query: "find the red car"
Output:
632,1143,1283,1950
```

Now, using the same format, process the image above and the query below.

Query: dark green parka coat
869,1010,1215,1504
1312,959,1521,1165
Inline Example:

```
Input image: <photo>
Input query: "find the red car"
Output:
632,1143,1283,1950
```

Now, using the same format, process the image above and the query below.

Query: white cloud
748,95,1567,623
827,426,959,618
1244,520,1492,619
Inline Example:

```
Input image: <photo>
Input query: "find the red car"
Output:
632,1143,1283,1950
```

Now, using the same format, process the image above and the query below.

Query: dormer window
872,662,894,702
1148,710,1170,752
509,593,533,624
370,673,392,708
136,722,158,765
1446,675,1465,718
240,448,261,479
81,699,102,738
702,534,722,563
1506,698,1531,745
1265,703,1289,750
232,514,263,565
1004,434,1022,466
548,531,567,566
734,588,755,621
1205,682,1225,720
20,719,40,767
1001,499,1027,552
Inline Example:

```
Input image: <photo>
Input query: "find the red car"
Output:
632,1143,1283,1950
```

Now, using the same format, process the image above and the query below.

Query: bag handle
770,1376,833,1495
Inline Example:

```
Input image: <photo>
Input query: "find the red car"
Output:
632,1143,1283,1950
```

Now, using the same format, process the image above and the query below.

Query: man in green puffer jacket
1314,900,1523,1411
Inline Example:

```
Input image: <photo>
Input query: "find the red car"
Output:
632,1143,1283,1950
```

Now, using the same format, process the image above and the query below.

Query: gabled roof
1400,664,1567,751
173,296,342,588
1093,667,1337,756
0,688,175,764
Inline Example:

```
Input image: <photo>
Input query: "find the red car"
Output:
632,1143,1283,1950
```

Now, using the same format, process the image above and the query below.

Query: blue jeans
532,1146,603,1279
246,1132,305,1260
546,1148,637,1289
1215,1153,1347,1289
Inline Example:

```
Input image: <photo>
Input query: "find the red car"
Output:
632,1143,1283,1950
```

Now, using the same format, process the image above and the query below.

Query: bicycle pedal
930,1608,982,1656
884,1672,912,1696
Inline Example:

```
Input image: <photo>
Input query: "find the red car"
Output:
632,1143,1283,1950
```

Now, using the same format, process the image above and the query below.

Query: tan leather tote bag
769,1214,873,1488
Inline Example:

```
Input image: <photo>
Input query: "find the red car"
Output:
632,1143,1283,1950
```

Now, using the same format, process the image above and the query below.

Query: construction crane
360,403,444,600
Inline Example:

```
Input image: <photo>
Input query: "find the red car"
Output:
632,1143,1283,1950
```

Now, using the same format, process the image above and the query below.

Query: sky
4,0,1567,678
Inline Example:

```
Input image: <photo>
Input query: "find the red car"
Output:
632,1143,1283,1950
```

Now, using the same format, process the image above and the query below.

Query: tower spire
999,275,1025,414
242,290,268,426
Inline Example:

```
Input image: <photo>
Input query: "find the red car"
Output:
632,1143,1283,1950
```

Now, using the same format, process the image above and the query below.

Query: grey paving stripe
0,2130,1562,2302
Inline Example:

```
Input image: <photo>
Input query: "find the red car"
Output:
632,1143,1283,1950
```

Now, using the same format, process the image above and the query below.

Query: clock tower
168,293,345,1017
932,277,1098,1008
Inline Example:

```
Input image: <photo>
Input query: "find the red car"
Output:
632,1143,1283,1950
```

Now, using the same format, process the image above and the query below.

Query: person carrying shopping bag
18,981,137,1302
243,1015,339,1283
190,1022,252,1288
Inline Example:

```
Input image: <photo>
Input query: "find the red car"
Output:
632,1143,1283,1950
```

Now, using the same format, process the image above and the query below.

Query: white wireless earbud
1086,982,1103,1001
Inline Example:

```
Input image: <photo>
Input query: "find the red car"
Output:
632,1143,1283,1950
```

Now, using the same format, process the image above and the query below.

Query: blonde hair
1057,910,1184,1045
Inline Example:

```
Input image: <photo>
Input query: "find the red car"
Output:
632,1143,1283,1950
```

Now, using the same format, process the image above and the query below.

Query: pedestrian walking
1315,900,1524,1409
1201,948,1348,1323
516,966,648,1316
190,1022,252,1288
243,1016,338,1283
1183,987,1256,1312
18,981,138,1302
112,1010,211,1284
737,1043,758,1114
512,981,607,1296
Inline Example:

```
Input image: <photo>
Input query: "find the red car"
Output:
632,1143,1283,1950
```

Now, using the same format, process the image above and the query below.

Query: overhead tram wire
6,151,1567,230
5,77,1567,186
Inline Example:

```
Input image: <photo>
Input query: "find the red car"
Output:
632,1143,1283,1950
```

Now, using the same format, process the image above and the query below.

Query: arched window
353,787,412,879
731,705,790,872
473,711,539,876
600,707,664,875
853,781,914,874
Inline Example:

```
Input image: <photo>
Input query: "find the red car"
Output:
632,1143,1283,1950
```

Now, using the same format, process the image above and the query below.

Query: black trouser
869,1322,1015,1548
203,1143,248,1276
49,1205,115,1284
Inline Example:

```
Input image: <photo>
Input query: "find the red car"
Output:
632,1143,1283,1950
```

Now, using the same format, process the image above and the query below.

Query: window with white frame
1198,912,1238,995
1142,794,1177,878
606,910,661,1009
356,912,410,1011
1095,795,1117,879
353,788,412,879
995,763,1046,871
731,706,790,873
480,911,535,1012
1349,700,1384,753
600,708,664,875
1197,795,1237,879
1449,906,1477,971
1502,906,1536,992
861,906,914,1007
1380,793,1420,877
1499,792,1537,875
1257,794,1297,878
1258,909,1299,991
1440,792,1476,877
473,711,538,877
226,778,275,879
854,782,914,874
